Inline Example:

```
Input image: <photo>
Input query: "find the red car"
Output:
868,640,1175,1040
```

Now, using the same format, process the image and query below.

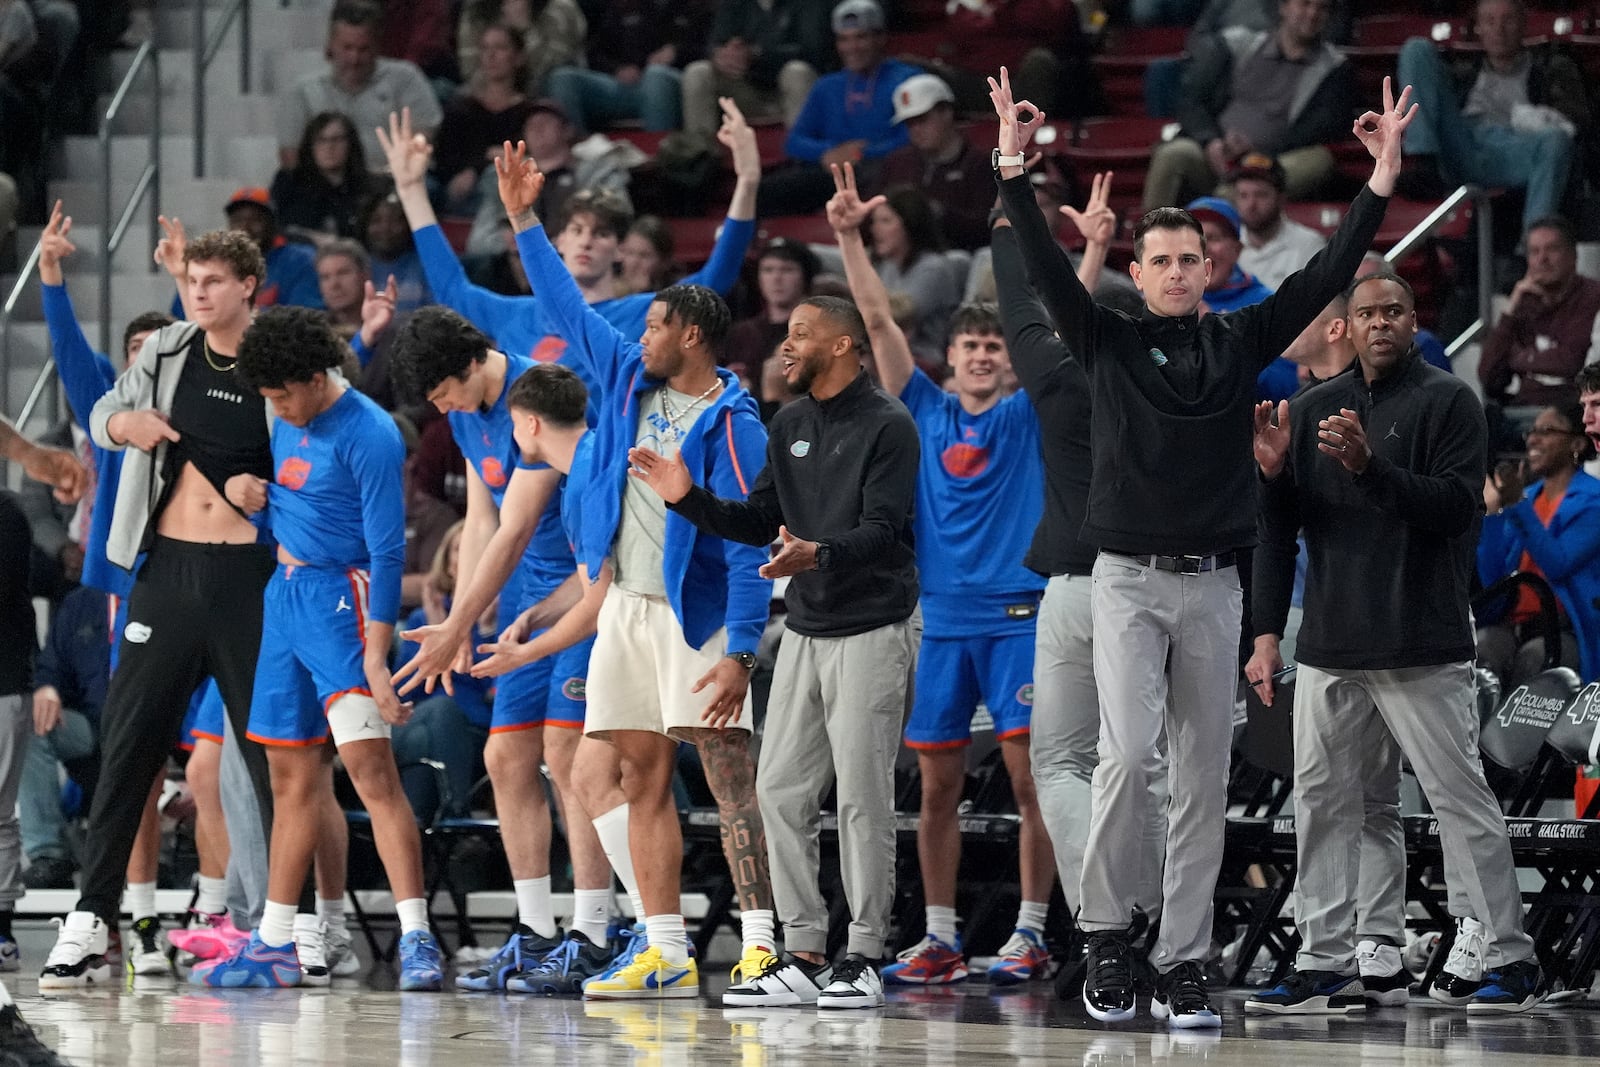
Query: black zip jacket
992,225,1097,577
998,173,1388,556
670,371,920,637
0,492,35,697
1255,349,1486,670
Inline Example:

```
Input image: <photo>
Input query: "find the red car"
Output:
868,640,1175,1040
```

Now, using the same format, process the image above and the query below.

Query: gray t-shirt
1463,55,1531,126
1218,41,1308,154
613,385,715,596
277,58,444,172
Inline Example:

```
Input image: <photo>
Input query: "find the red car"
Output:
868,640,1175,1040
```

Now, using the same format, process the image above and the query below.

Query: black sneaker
1356,940,1412,1007
20,858,74,891
1467,958,1545,1015
1245,969,1366,1015
1082,931,1136,1022
0,1003,72,1066
1151,961,1221,1029
816,954,884,1009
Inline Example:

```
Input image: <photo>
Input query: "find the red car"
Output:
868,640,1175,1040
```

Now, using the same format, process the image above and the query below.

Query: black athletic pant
77,537,276,925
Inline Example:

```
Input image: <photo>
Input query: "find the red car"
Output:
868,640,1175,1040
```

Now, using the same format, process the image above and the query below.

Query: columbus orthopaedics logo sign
1497,684,1569,729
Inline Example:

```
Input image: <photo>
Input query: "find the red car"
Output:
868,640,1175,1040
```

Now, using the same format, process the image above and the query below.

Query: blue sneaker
454,924,561,991
507,931,615,995
189,932,301,988
398,930,445,991
1244,969,1365,1015
1467,959,1544,1014
0,933,20,973
585,924,646,990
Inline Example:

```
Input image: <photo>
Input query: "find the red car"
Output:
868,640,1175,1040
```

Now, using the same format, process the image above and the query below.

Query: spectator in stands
392,522,492,821
1142,0,1354,212
1478,401,1600,685
679,0,829,144
872,185,963,366
1181,0,1352,44
270,113,381,244
315,240,374,342
1189,194,1299,401
874,74,995,253
616,216,678,295
757,0,920,217
464,99,633,259
361,189,434,316
374,0,456,81
1479,216,1600,411
219,188,324,310
546,0,711,137
725,237,819,393
276,0,443,172
1232,153,1327,290
397,416,462,609
21,582,107,890
432,23,535,217
1396,0,1588,238
458,0,588,96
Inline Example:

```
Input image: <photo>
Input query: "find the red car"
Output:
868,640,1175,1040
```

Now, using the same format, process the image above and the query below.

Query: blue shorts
491,633,593,733
179,679,226,750
906,631,1036,749
247,564,379,747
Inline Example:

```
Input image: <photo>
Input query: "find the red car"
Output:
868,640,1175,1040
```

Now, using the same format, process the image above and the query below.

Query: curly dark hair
293,112,368,186
656,284,731,353
507,363,589,428
391,306,492,401
122,311,175,359
238,307,347,390
184,230,267,302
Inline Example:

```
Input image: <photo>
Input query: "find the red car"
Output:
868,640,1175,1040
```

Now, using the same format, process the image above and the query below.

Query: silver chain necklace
658,379,723,441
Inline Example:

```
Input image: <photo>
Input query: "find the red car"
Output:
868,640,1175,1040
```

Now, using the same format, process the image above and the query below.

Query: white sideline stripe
13,890,711,921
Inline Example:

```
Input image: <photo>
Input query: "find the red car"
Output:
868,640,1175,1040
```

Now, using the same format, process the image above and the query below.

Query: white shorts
584,586,752,741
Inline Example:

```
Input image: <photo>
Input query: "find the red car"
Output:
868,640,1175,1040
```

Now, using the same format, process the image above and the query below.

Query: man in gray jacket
40,230,280,989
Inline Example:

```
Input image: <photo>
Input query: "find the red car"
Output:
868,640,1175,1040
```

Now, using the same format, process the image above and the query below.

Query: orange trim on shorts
905,737,972,751
323,686,374,712
190,730,224,745
724,411,749,495
247,731,330,748
488,719,546,735
543,719,584,731
995,726,1032,741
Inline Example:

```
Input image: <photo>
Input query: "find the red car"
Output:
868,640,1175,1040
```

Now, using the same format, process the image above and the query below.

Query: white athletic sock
571,888,611,946
926,905,958,946
395,898,429,936
740,909,776,954
644,913,689,966
591,804,647,923
259,901,297,948
125,882,158,923
317,895,347,935
513,877,559,939
1017,900,1050,935
195,875,227,916
0,982,13,1008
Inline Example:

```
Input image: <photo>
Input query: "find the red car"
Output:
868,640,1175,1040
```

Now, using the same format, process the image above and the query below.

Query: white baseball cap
890,73,955,125
831,0,885,33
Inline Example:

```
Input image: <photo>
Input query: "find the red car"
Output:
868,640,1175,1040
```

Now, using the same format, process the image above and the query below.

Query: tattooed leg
682,728,773,912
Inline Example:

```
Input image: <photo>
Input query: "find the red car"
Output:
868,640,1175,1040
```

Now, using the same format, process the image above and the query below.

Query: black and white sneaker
816,954,883,1010
1150,961,1221,1029
1356,940,1412,1007
0,1001,72,1066
39,912,110,991
1245,969,1366,1014
294,915,330,988
1082,931,1136,1023
1428,918,1486,1007
723,953,833,1007
126,917,170,978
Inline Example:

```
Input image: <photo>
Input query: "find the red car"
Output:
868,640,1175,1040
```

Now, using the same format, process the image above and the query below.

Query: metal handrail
101,38,162,357
193,0,252,178
0,239,45,424
1380,183,1495,359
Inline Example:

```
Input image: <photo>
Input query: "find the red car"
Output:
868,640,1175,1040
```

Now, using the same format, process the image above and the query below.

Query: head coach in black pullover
990,67,1412,1027
628,295,919,1007
1244,271,1542,1015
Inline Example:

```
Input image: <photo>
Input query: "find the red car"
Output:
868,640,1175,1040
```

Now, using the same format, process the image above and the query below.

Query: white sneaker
1355,940,1411,1006
324,923,361,978
127,917,171,977
723,953,833,1007
294,915,330,987
1429,918,1487,1006
39,912,111,990
816,955,884,1009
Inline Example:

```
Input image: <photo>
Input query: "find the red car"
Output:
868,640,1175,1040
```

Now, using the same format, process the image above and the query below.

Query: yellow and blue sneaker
583,946,698,999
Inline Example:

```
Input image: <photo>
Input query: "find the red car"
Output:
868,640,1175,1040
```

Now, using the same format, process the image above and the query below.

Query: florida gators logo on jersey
481,456,508,488
942,442,989,478
277,456,312,490
531,336,568,363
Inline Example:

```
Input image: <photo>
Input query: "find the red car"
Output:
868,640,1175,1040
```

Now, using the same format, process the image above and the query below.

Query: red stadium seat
758,215,837,247
438,216,474,255
754,123,788,170
666,216,723,269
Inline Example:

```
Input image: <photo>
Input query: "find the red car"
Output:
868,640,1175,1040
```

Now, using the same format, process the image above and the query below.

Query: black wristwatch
814,540,834,572
729,651,758,671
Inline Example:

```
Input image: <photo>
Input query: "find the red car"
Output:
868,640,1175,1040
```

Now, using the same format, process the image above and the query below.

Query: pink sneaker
168,911,249,962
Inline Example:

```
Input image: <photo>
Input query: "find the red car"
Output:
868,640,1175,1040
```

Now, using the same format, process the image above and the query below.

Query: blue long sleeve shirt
784,59,920,163
33,584,110,724
265,388,407,625
41,283,127,600
513,223,772,657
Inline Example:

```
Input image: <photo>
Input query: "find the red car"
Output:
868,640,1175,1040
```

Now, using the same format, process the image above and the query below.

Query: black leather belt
1107,550,1238,575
